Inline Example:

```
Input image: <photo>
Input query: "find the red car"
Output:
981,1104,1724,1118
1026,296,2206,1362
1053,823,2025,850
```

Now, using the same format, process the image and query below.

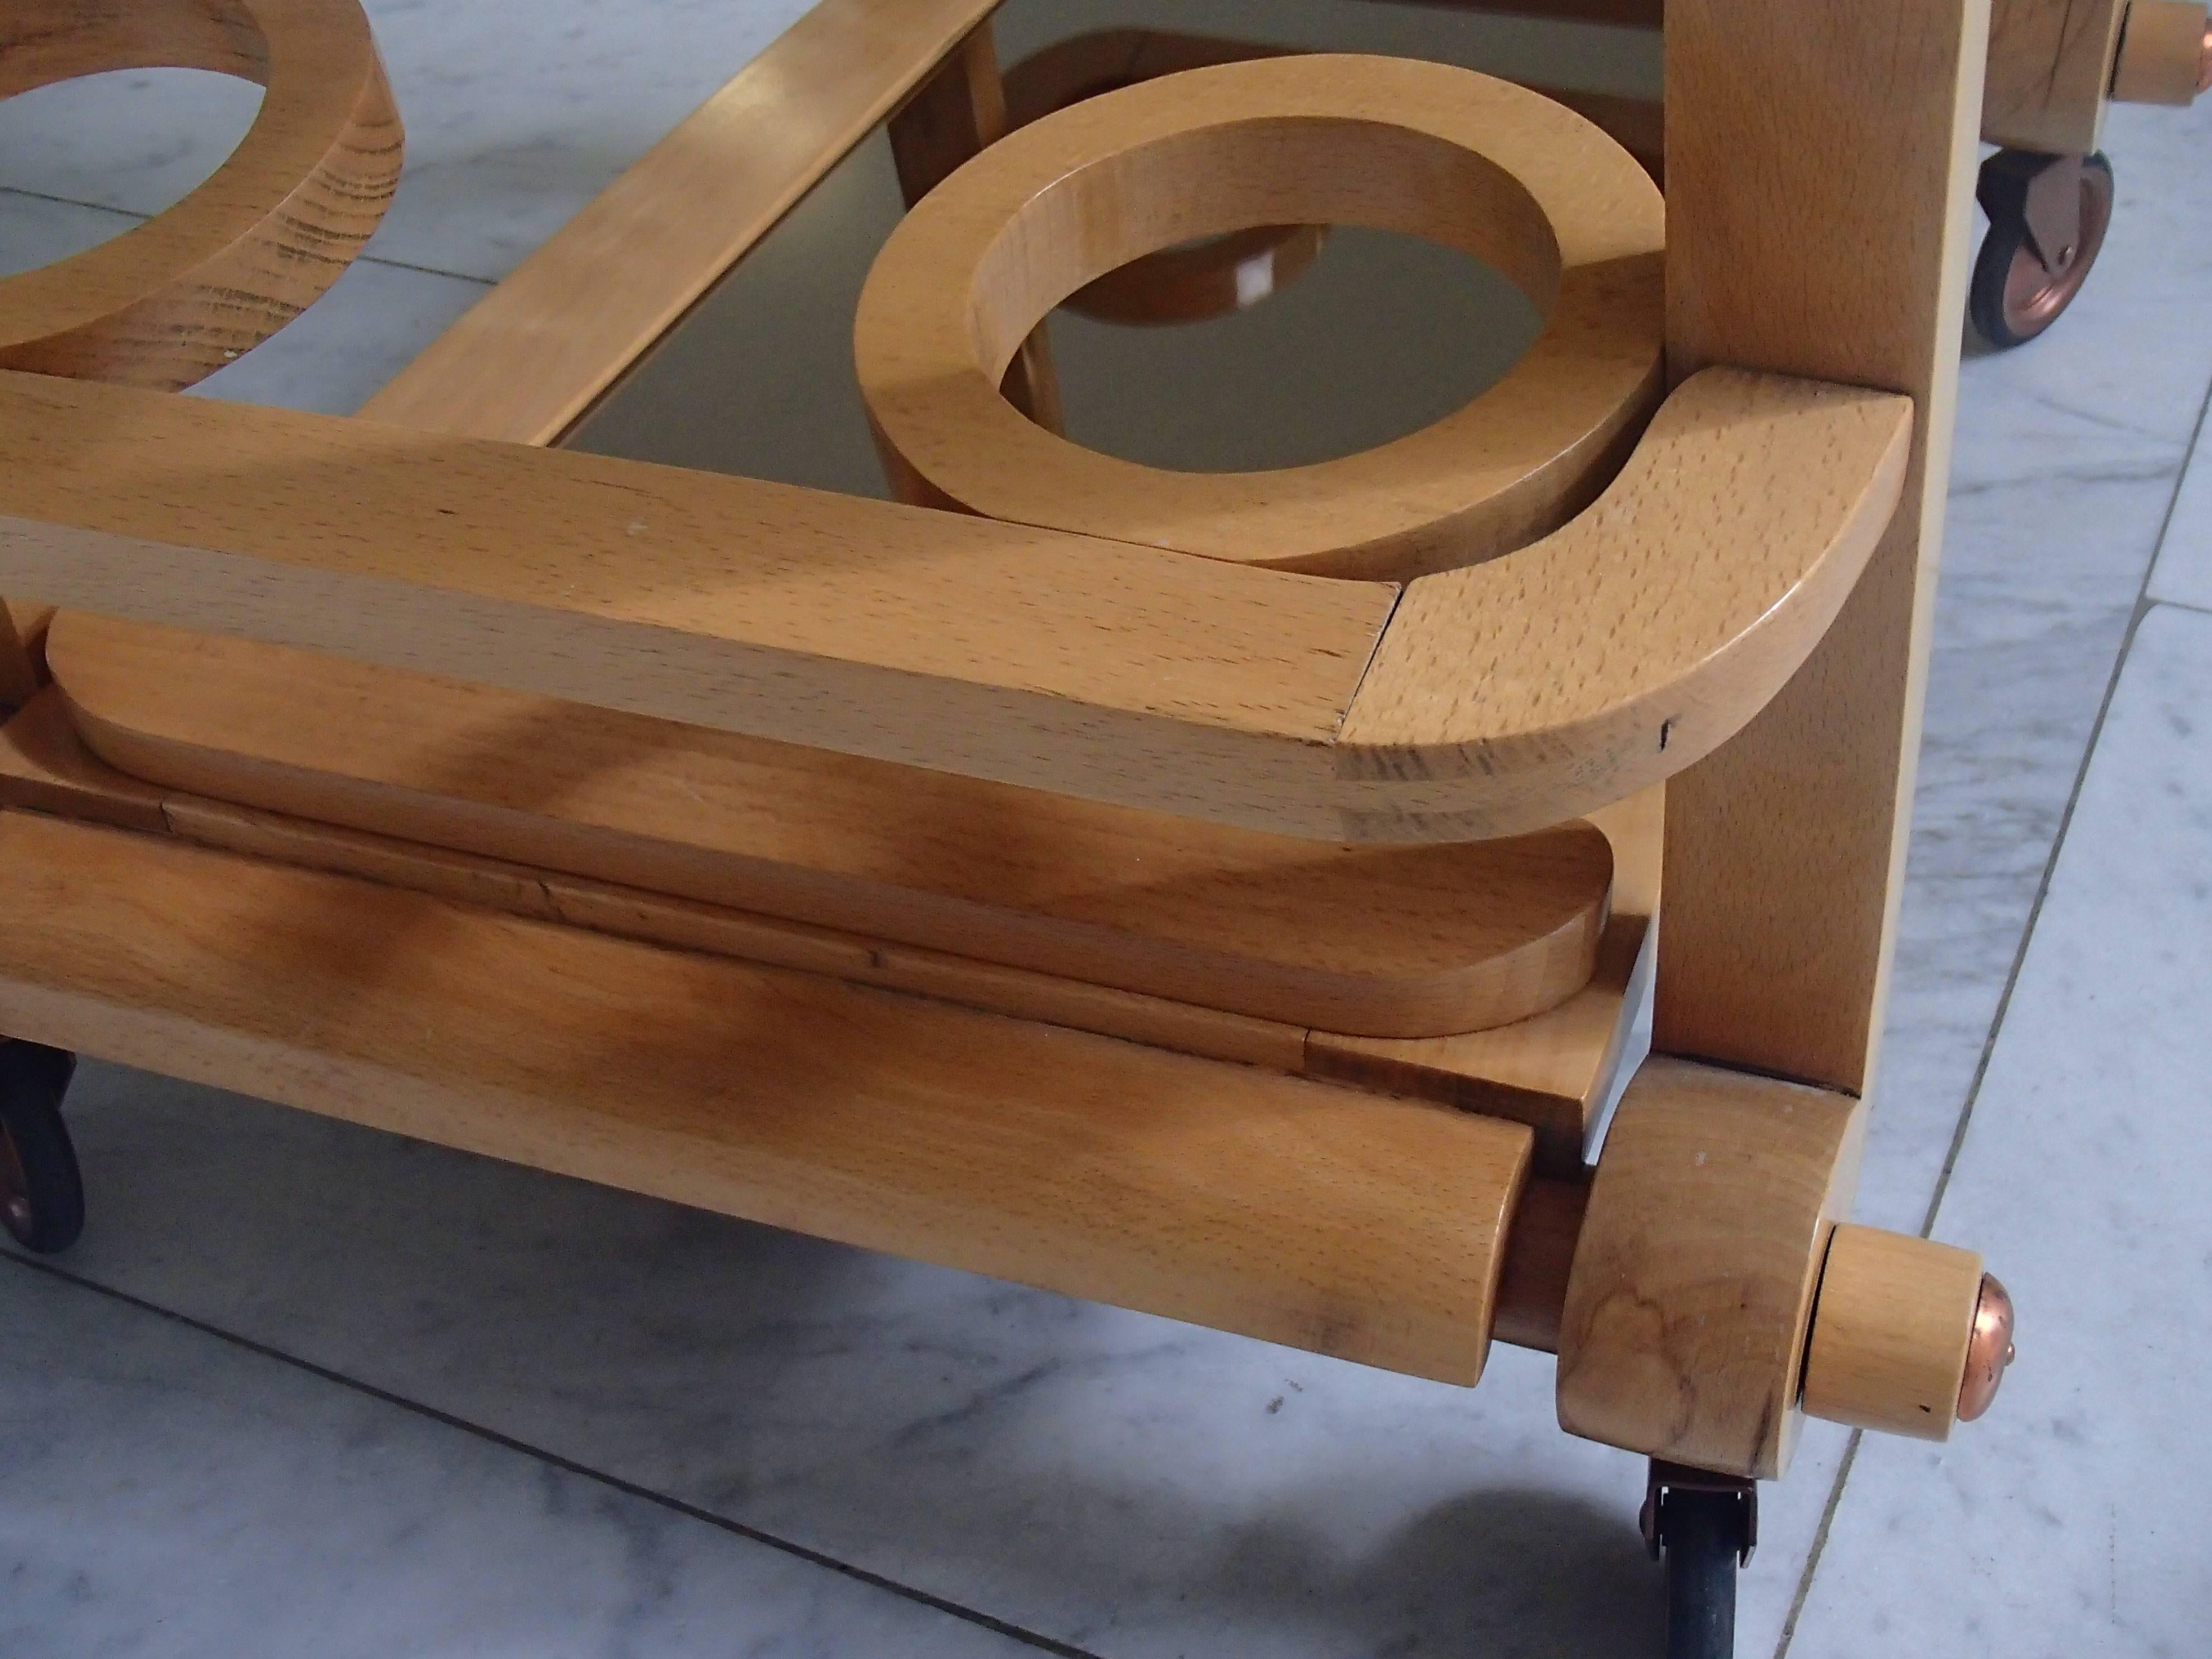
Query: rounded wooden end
0,0,402,390
2112,0,2211,105
1801,1224,1989,1441
855,53,1664,581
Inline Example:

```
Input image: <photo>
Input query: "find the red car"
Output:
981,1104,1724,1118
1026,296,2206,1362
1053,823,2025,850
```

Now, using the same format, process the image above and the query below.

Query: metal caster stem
0,1040,83,1254
1643,1461,1757,1659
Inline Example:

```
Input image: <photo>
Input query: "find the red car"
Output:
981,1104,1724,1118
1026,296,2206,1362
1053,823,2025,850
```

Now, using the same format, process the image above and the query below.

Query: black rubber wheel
1970,152,2114,351
0,1041,83,1254
1661,1487,1740,1659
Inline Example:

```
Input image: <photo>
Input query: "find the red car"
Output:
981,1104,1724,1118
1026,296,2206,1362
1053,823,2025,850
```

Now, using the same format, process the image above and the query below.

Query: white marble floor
4,5,2210,1656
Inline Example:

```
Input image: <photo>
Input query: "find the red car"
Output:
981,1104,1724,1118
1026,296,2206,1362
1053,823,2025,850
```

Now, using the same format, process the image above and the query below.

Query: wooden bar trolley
0,1,2040,1653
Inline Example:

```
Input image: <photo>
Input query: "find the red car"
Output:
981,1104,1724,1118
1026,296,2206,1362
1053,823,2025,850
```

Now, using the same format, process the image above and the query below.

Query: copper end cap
1957,1273,2015,1422
2198,21,2212,96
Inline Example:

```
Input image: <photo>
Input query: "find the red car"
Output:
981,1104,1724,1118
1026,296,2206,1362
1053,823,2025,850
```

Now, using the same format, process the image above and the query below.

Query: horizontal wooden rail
362,0,1000,443
0,365,1907,842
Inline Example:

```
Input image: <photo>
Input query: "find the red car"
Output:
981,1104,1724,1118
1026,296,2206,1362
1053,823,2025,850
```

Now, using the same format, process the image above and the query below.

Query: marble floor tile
0,1257,1036,1658
1854,95,2212,1238
0,69,259,222
185,255,491,416
2147,420,2212,613
1784,599,2212,1658
0,1,820,284
0,187,143,278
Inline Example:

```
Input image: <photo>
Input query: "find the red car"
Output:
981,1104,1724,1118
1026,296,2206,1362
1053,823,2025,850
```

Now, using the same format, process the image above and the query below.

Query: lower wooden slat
0,688,1647,1150
1303,784,1661,1169
0,808,1531,1385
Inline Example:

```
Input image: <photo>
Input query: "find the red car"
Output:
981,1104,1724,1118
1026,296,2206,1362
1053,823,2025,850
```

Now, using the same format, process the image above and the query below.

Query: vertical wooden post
885,21,1063,432
1652,0,1990,1092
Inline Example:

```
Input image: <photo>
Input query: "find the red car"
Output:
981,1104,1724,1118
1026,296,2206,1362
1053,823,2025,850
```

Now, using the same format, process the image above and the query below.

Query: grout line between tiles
0,183,494,288
1771,367,2212,1659
1770,1430,1862,1659
0,1246,1105,1659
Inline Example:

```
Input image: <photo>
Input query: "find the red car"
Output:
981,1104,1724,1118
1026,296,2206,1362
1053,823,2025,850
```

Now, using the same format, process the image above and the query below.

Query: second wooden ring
0,0,401,390
855,54,1665,581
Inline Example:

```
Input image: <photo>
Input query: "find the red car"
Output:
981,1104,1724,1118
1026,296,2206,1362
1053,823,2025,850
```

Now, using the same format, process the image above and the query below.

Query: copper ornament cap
1957,1273,2015,1422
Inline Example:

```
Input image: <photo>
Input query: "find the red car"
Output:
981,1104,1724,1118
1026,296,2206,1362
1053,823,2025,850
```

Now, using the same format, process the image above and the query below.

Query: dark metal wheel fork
1644,1460,1758,1659
0,1039,83,1254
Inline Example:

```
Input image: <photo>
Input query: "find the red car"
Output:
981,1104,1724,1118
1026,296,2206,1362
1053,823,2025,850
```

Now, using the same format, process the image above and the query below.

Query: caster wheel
1970,149,2113,350
1643,1462,1755,1659
0,1041,83,1254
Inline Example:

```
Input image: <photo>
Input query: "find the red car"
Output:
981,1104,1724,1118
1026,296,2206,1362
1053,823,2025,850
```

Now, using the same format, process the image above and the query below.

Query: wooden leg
885,21,1061,433
1652,0,1988,1093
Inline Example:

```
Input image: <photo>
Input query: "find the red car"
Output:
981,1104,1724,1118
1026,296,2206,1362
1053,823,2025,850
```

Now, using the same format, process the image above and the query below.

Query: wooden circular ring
0,0,402,390
856,54,1664,581
1002,31,1326,326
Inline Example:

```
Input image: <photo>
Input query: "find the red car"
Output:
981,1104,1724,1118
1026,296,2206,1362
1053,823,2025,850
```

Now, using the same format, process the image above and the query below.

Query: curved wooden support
0,365,1907,846
0,0,401,390
856,53,1665,582
1332,368,1913,841
1554,1058,1867,1479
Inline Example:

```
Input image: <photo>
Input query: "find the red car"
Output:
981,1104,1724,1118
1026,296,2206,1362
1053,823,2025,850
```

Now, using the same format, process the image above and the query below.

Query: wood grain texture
358,0,997,443
1801,1223,1983,1440
0,368,1403,840
0,367,1910,844
884,18,1064,432
1335,370,1911,842
1492,1174,1589,1354
1555,1057,1866,1477
997,29,1657,315
999,30,1328,327
1006,29,1660,187
0,807,1534,1384
48,612,1613,1039
1983,0,2126,151
0,0,401,390
0,688,167,831
1302,783,1660,1169
0,689,1315,1069
0,681,1650,1152
1653,0,1985,1092
857,53,1665,582
1367,0,1664,27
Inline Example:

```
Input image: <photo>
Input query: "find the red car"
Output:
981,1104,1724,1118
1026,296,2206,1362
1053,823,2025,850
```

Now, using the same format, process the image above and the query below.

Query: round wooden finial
0,0,401,390
2112,0,2212,106
855,53,1663,581
1801,1225,1996,1441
